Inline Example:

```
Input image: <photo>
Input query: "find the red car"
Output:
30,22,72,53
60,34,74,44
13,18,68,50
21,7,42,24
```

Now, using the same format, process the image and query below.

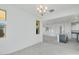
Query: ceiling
0,4,79,19
42,4,79,20
14,4,79,27
14,4,79,20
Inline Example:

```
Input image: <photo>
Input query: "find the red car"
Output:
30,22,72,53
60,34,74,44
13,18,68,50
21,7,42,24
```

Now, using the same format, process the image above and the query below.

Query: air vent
49,9,54,13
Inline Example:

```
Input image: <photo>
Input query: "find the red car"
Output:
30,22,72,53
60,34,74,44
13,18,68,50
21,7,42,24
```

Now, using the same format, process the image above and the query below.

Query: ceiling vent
49,9,55,13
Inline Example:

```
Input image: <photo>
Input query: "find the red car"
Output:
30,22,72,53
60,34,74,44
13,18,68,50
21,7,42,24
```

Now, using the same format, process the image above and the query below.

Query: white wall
0,5,43,54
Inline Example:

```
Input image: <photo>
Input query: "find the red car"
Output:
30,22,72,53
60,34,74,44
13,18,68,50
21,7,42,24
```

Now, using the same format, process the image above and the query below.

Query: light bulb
37,8,39,11
44,9,46,13
45,6,48,10
40,5,43,9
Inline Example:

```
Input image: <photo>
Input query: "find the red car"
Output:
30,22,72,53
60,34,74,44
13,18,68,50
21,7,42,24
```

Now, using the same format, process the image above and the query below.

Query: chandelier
37,4,48,16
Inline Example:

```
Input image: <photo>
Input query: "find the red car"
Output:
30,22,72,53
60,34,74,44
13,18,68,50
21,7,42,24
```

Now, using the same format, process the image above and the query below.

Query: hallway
9,35,79,55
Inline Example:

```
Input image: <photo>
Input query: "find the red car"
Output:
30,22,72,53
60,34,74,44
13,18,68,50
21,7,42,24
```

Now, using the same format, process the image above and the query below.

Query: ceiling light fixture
37,4,48,16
